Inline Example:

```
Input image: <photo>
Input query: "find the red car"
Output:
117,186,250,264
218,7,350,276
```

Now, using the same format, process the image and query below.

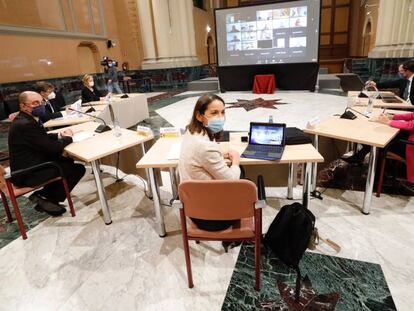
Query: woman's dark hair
187,93,225,141
402,60,414,72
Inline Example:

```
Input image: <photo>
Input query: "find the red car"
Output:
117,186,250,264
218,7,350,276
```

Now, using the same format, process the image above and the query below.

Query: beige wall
349,0,379,57
0,0,221,84
193,6,216,65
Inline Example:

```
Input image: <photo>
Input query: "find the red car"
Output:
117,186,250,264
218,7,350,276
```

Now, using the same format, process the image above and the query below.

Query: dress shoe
29,193,66,216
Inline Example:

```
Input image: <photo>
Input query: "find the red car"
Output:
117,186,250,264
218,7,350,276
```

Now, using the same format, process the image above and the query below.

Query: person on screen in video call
230,25,239,32
231,35,240,42
179,94,241,232
365,60,414,104
8,91,86,216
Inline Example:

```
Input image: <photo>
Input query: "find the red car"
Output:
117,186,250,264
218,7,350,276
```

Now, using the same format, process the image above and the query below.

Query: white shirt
407,75,413,103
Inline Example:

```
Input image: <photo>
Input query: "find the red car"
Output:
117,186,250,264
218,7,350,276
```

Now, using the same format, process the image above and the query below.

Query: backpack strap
294,265,301,302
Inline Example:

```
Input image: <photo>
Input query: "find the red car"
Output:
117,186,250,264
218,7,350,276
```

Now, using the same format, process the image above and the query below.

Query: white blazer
178,131,240,181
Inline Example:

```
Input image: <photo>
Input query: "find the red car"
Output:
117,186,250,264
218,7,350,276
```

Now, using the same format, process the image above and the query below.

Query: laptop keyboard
248,145,283,153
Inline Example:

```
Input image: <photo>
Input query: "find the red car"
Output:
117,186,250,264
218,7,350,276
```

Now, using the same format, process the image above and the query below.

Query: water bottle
365,95,374,116
268,115,273,123
113,119,122,137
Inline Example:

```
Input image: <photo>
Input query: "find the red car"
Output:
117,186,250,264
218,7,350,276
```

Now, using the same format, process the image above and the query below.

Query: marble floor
0,91,413,311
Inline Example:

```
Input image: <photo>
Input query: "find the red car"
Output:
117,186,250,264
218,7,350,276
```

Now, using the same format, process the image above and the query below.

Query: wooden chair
376,139,414,197
174,179,264,290
0,161,75,240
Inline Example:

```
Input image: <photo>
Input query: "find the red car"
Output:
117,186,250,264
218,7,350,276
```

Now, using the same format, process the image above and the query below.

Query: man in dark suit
8,91,85,216
366,59,414,104
34,82,66,122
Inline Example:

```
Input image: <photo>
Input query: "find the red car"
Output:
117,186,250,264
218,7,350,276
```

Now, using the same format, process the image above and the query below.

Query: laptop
336,74,365,92
242,122,286,161
378,93,403,103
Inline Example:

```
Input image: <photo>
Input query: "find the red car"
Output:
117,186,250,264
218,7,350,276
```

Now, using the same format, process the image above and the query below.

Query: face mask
47,92,56,100
31,105,46,117
89,81,95,87
398,72,405,79
206,117,225,134
108,63,112,67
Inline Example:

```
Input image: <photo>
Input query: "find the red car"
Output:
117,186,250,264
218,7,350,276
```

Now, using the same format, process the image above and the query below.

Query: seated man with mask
34,81,65,122
8,91,86,216
8,82,66,123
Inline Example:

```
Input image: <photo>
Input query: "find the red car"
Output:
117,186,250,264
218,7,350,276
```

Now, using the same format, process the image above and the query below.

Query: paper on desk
72,131,95,142
69,99,82,115
167,142,181,160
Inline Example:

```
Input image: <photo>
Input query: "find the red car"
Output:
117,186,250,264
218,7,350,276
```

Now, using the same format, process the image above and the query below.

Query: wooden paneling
334,7,349,32
320,0,351,60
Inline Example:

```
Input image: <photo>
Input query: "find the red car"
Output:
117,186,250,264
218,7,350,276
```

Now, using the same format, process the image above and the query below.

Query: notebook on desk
241,122,286,161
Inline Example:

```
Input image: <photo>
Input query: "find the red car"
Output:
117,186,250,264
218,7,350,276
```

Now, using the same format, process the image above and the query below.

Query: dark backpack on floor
263,202,315,301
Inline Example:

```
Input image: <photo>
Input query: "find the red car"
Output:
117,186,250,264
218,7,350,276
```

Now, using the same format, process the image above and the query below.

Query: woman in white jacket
179,94,241,231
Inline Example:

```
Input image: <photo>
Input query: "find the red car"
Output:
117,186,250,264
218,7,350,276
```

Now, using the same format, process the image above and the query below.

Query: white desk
44,93,150,129
136,133,323,237
348,91,413,110
90,93,149,129
304,108,399,214
50,122,153,224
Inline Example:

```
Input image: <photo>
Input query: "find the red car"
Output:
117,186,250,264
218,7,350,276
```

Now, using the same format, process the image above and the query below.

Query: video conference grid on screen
250,125,283,146
215,0,320,66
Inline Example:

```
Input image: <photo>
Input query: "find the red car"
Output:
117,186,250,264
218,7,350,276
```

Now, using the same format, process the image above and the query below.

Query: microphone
340,107,369,120
68,108,111,133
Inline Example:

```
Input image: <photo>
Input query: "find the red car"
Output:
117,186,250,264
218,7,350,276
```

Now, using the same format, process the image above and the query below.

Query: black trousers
23,159,86,203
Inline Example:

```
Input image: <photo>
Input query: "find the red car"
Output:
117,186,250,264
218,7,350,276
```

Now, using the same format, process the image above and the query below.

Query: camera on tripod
100,56,118,67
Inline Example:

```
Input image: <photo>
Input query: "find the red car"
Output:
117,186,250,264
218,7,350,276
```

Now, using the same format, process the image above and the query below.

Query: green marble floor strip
222,243,396,311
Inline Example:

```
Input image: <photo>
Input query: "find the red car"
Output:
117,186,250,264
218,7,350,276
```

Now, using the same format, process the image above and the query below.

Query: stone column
138,0,200,69
369,0,414,58
136,0,157,67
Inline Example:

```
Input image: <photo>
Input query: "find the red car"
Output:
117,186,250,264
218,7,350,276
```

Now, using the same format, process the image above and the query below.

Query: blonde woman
81,74,104,103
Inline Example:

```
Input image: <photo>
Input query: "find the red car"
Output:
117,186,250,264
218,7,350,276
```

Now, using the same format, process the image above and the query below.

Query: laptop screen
249,123,285,146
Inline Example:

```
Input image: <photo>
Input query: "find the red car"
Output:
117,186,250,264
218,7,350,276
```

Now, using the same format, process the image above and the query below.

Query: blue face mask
31,105,46,117
206,117,225,134
398,72,405,79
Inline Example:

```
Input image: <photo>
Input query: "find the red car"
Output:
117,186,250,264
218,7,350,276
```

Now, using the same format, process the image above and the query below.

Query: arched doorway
206,35,216,65
362,20,372,57
77,42,100,74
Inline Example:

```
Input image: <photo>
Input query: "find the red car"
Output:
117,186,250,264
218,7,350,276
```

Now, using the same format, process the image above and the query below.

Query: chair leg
6,182,27,240
255,209,262,291
180,209,194,288
376,154,387,197
62,178,75,217
1,191,13,223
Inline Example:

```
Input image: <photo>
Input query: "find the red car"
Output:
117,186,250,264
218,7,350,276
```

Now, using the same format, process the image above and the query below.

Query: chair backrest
178,179,257,220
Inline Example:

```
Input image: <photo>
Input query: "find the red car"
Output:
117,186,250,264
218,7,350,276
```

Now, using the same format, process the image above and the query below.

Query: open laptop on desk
241,122,286,161
378,93,403,103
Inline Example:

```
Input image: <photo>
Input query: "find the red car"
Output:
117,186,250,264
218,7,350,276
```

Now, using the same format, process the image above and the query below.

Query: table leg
287,163,294,200
148,168,166,237
311,135,319,192
362,146,377,215
91,160,112,225
302,162,311,209
140,144,153,199
169,167,178,200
